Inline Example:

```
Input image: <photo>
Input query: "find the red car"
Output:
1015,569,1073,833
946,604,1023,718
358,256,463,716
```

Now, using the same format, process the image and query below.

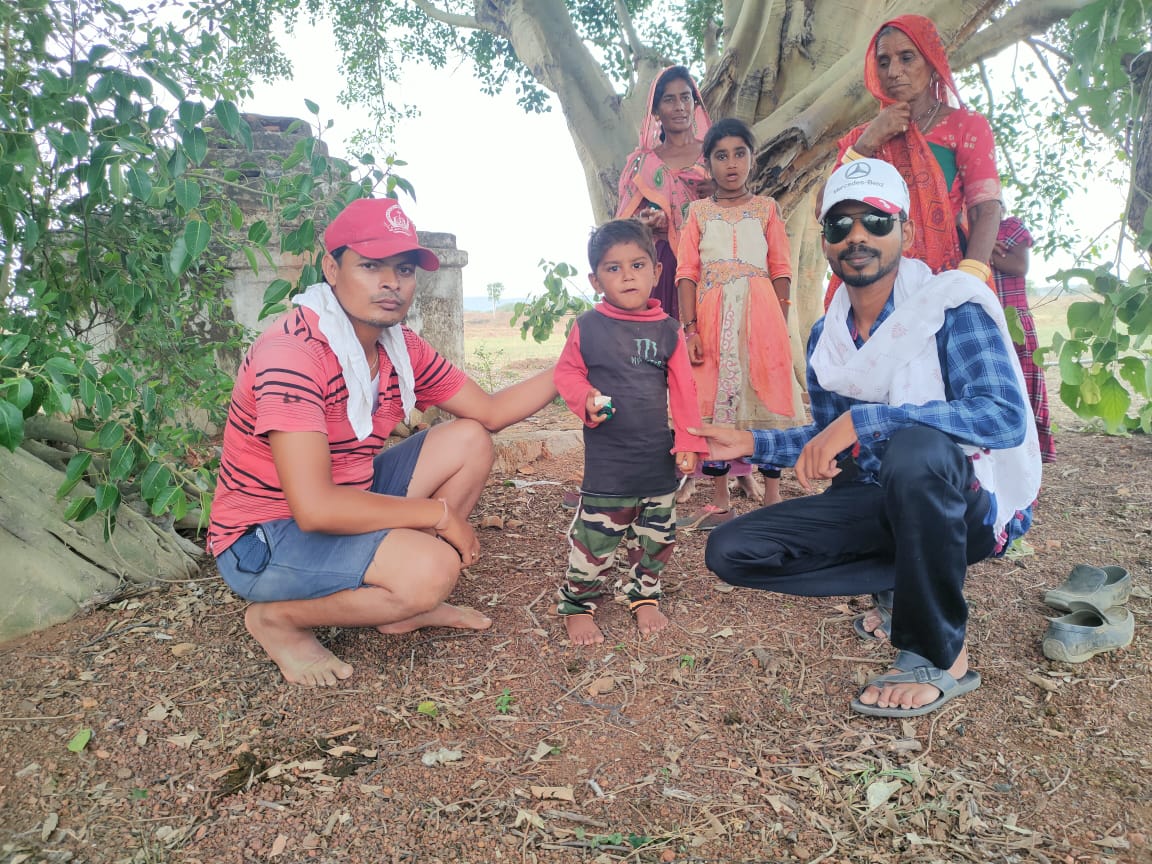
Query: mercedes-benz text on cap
819,158,910,221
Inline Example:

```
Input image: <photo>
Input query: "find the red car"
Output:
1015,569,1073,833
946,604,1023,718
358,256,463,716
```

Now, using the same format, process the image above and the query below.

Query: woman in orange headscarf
616,66,712,323
824,15,1001,306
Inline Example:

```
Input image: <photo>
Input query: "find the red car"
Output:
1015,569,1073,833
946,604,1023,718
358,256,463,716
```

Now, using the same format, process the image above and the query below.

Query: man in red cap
209,198,556,686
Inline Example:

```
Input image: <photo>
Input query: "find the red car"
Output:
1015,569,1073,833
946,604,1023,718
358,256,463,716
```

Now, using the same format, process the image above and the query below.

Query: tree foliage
0,0,402,535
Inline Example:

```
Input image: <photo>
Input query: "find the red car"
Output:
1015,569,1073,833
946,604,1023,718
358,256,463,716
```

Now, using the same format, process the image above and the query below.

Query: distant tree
486,281,505,318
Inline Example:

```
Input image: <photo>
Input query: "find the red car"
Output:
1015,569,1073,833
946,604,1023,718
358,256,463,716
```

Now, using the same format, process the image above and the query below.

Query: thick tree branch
950,0,1092,68
613,0,645,60
411,0,481,30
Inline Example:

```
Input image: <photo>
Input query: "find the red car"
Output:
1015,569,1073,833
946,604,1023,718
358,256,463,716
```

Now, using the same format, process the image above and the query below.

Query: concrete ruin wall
212,115,467,369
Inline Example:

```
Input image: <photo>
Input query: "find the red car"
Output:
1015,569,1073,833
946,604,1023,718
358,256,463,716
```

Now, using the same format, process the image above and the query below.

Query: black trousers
704,427,996,670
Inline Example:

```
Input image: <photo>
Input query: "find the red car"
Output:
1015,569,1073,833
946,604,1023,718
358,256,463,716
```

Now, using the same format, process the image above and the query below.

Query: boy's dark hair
587,219,657,272
702,117,756,160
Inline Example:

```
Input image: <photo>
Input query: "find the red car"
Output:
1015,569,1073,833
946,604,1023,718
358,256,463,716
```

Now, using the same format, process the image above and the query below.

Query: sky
244,21,1133,299
247,28,595,299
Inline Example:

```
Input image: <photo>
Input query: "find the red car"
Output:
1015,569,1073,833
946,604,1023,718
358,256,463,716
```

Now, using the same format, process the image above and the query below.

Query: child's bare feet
633,603,668,637
762,476,782,507
735,474,763,500
675,477,696,504
565,613,604,645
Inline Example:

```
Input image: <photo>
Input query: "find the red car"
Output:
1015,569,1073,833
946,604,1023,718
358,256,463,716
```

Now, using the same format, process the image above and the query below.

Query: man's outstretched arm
437,368,558,433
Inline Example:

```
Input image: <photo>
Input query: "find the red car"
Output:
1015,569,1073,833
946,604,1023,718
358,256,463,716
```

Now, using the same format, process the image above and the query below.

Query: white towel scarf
809,258,1042,536
293,282,416,441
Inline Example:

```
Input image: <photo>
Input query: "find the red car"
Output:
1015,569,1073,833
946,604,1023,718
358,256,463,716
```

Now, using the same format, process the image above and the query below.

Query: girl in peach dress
675,118,804,529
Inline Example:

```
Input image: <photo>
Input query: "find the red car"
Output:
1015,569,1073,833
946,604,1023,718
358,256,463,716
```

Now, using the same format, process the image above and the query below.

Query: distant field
462,309,571,389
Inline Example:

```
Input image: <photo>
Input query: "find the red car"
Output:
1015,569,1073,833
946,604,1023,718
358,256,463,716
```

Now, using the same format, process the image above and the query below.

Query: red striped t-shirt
207,307,466,554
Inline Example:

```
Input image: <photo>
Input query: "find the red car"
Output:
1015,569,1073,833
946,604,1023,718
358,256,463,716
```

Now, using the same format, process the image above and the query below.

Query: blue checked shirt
750,293,1032,548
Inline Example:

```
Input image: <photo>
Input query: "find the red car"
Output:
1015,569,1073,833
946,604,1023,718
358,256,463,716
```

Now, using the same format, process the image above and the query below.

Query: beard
830,244,900,288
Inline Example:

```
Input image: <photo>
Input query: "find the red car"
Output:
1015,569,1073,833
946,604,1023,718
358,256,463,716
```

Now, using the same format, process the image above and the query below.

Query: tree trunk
1126,51,1152,248
0,446,202,643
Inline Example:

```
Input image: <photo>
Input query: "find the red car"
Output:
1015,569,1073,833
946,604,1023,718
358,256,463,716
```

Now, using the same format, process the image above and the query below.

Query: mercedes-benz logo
845,162,871,179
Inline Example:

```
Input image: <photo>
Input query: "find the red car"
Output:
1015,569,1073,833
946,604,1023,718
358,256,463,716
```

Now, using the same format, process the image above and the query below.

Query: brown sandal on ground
675,504,733,532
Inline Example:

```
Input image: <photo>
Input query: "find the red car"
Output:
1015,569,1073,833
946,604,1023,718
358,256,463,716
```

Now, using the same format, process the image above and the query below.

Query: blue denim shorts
217,430,427,602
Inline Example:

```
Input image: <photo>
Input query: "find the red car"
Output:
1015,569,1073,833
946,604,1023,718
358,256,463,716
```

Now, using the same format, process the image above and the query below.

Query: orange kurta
675,196,801,427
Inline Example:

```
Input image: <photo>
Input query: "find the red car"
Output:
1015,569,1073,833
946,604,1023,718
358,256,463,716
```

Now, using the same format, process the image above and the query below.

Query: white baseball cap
819,158,910,221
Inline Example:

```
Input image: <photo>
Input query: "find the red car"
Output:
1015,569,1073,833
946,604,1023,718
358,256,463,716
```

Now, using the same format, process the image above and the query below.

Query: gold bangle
778,297,791,306
433,497,450,531
957,259,992,282
842,146,865,162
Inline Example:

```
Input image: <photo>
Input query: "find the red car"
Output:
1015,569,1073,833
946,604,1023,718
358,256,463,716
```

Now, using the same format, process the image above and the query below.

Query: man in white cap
209,198,557,687
692,158,1041,718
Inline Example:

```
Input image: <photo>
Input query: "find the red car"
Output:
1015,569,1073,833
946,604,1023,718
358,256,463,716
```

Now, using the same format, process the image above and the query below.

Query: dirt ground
2,371,1151,864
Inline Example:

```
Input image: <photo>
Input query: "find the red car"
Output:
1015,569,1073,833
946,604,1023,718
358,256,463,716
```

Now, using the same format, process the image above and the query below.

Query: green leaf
178,100,206,127
174,178,202,210
67,728,93,753
0,401,25,451
261,278,292,306
304,98,320,115
416,700,438,718
1118,357,1149,397
168,233,189,277
126,165,153,202
182,126,208,165
0,334,31,364
183,220,212,262
141,462,172,501
78,375,97,407
97,422,125,449
149,485,182,516
1097,375,1131,432
58,452,92,499
1003,305,1024,347
109,444,136,480
247,221,271,245
213,99,242,137
94,483,121,512
6,377,34,410
63,496,98,522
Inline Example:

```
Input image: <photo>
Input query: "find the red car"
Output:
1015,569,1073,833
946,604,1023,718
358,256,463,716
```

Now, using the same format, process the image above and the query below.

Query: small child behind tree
554,219,709,645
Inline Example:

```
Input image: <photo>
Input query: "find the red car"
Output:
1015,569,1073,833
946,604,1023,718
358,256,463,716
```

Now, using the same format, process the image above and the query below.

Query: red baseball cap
323,198,440,271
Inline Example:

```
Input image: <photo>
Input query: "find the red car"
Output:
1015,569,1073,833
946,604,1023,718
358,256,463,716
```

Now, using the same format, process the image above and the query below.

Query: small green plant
467,343,506,392
679,654,696,670
510,259,593,343
495,688,514,714
416,700,438,718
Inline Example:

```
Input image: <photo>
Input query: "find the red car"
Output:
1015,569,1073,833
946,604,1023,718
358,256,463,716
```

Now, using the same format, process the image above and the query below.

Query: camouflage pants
557,492,676,616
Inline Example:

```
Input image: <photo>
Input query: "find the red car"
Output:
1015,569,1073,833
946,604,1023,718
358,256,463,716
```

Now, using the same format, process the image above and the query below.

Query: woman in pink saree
616,66,712,323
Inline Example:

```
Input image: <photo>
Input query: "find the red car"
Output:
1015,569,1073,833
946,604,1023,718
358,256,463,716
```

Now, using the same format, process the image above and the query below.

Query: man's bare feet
376,603,492,635
856,645,969,710
565,613,604,645
245,605,353,687
675,477,696,504
633,603,668,637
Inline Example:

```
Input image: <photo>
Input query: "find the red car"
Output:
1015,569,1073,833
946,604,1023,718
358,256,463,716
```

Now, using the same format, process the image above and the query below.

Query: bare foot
565,613,604,645
860,606,889,641
735,474,763,500
856,646,968,710
376,603,492,635
675,477,696,504
633,603,668,637
245,605,353,687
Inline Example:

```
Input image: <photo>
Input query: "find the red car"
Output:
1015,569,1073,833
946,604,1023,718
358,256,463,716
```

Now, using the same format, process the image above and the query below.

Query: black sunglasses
821,212,904,244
